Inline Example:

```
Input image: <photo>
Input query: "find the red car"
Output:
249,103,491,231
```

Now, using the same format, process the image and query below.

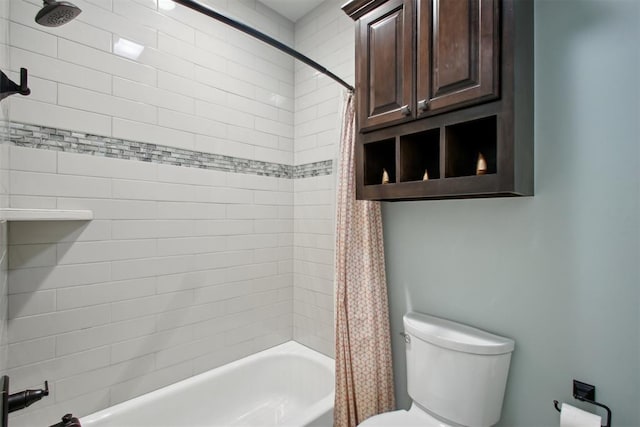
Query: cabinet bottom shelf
358,173,531,201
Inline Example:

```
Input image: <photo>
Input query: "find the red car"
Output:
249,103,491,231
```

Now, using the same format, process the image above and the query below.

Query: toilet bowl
360,312,515,427
359,403,447,426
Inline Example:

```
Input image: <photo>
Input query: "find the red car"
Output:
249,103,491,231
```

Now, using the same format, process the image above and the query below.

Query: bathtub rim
80,340,335,426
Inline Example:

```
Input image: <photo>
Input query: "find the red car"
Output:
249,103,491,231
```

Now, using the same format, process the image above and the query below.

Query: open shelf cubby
445,115,497,178
399,128,440,182
364,138,396,185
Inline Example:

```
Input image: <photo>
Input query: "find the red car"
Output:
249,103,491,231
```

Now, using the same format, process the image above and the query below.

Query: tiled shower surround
0,0,9,381
292,0,353,358
2,0,354,425
7,141,295,425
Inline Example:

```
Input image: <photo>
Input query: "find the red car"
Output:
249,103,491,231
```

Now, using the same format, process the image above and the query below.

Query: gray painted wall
382,0,639,426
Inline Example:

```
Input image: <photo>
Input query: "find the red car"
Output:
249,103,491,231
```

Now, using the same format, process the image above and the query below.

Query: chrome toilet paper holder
553,379,612,427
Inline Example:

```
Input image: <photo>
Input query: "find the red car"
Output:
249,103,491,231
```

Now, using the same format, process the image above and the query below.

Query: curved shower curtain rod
172,0,355,93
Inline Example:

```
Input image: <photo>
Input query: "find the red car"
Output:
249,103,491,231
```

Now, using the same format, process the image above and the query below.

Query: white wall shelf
0,208,93,221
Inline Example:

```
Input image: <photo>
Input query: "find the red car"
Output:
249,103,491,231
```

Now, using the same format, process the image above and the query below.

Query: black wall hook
0,68,31,100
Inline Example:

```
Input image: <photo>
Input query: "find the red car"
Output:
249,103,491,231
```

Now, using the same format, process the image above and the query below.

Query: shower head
35,0,82,27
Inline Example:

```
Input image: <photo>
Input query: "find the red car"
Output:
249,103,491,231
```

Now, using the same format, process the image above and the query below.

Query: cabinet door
416,0,499,116
357,0,414,131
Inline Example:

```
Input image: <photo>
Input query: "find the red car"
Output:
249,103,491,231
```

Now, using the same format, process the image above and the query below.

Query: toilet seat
358,405,450,427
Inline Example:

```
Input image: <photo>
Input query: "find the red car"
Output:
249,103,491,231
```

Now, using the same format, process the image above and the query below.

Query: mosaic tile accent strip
293,160,333,179
2,122,333,179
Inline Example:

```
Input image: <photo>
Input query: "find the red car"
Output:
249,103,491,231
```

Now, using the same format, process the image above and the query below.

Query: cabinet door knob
400,105,411,116
417,99,428,112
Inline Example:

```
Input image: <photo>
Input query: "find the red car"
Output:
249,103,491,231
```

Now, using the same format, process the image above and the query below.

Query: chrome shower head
35,0,82,27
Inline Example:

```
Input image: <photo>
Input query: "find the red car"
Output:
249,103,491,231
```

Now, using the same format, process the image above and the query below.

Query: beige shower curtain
334,92,395,427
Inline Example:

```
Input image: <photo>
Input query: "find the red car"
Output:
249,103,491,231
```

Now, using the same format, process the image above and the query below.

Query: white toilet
360,312,515,427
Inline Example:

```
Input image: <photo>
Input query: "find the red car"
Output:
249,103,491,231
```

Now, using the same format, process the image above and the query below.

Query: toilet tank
403,312,515,427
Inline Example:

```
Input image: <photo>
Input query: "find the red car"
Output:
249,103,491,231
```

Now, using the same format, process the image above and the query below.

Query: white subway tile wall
0,223,7,381
293,0,354,357
1,0,10,378
4,0,295,424
3,0,354,424
7,148,295,426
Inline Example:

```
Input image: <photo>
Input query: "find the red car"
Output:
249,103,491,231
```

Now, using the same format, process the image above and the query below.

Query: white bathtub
81,342,334,427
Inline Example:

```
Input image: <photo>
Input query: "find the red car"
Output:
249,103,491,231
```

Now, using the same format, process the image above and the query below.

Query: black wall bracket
573,380,612,427
553,379,612,427
0,68,31,101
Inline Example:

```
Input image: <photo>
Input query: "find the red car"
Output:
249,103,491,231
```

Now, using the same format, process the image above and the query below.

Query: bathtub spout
49,413,82,427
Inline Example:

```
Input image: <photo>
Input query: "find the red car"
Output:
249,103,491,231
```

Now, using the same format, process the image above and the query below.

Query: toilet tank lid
403,312,515,355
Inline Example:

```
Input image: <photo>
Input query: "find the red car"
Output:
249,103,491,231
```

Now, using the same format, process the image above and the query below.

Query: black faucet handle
19,68,30,96
8,380,50,413
0,67,31,100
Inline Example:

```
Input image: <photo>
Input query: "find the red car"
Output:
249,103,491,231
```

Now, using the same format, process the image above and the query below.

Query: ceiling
258,0,326,22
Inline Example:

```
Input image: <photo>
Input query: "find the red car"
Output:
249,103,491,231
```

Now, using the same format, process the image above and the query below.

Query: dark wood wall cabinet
343,0,533,200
